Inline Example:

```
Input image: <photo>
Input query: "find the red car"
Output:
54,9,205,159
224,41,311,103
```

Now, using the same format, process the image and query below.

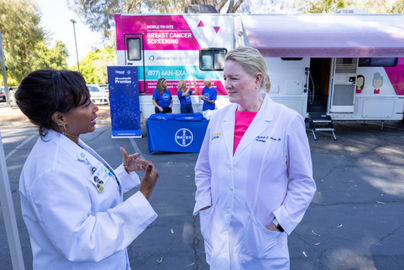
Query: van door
125,34,145,93
329,58,358,113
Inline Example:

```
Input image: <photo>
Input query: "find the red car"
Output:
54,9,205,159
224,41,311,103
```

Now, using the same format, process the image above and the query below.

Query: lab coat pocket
199,207,214,264
239,213,282,259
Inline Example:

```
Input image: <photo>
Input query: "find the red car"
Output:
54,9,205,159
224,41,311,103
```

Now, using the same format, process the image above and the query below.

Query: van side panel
264,57,310,117
115,14,235,117
331,57,404,120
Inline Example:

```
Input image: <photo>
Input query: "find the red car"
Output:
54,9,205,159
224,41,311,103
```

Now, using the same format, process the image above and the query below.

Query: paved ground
1,117,404,269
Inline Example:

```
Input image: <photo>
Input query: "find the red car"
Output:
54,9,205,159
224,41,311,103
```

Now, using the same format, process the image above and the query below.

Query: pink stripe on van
115,15,201,51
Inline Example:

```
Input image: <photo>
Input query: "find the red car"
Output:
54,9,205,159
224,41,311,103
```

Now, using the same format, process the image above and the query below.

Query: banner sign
107,66,141,138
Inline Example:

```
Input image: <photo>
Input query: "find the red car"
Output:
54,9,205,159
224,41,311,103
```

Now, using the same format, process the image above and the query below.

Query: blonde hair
157,78,166,95
204,78,211,87
177,80,186,92
224,47,271,93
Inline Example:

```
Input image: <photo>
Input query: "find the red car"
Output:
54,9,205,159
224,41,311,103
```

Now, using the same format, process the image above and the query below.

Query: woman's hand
265,222,280,232
138,161,159,200
158,106,163,112
120,147,144,172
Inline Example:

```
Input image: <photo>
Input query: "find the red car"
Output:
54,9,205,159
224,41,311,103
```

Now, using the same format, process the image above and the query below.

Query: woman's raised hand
138,160,159,200
120,147,144,172
119,147,159,200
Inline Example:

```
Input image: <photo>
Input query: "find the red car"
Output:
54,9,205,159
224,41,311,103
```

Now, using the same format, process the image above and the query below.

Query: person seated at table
152,78,173,113
200,78,217,111
177,78,197,113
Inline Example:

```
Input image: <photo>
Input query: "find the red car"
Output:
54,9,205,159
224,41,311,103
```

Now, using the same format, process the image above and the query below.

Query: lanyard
108,168,121,194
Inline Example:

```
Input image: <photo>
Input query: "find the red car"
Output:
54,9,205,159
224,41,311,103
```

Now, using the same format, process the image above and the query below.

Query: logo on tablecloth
175,128,193,147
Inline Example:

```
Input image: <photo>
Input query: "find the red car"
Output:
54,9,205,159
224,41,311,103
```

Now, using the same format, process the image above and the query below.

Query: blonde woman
177,78,197,113
194,47,316,269
152,78,173,113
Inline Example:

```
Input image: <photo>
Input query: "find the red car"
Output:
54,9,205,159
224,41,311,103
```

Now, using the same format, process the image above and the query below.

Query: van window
200,49,227,71
359,58,398,67
127,38,141,61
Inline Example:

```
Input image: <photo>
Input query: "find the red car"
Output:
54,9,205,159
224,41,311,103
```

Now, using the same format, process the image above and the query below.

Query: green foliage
32,40,69,70
0,0,43,82
292,0,404,14
0,0,69,86
73,46,116,84
0,71,18,86
390,0,404,13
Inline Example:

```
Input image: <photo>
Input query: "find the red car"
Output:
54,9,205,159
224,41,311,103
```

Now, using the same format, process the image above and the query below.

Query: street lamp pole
70,19,80,72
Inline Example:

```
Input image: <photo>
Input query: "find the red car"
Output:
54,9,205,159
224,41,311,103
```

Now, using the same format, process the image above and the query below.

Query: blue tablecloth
146,114,209,154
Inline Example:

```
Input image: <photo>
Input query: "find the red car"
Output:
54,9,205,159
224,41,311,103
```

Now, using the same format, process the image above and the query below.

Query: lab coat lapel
45,130,84,161
233,95,274,160
79,140,113,172
221,104,238,161
45,130,109,172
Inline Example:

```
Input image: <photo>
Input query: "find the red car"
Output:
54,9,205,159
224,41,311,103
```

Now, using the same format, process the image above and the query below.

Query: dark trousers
155,107,172,114
180,104,194,114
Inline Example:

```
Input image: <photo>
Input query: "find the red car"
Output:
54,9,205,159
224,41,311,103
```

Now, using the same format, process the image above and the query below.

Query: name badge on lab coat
89,162,110,193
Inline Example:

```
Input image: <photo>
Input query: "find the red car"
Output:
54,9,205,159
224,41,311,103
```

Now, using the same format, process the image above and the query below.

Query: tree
294,0,347,14
92,46,117,83
284,0,403,14
0,0,44,83
234,0,404,14
67,0,245,39
389,0,404,13
73,46,116,84
31,40,69,71
0,0,69,85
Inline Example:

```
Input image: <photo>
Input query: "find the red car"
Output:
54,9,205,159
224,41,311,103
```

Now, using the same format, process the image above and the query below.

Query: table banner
146,119,209,153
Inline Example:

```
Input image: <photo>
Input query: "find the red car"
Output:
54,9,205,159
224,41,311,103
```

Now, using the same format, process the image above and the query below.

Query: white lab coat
194,95,316,269
19,130,157,269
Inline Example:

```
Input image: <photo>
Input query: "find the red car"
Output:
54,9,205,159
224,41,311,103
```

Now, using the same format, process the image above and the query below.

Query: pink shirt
233,110,258,155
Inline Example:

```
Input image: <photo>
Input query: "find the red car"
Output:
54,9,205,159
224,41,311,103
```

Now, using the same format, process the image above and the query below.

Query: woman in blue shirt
152,78,173,113
177,78,197,113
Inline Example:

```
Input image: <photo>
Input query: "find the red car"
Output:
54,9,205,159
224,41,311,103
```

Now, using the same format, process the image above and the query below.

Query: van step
313,128,335,131
312,119,332,123
308,113,337,141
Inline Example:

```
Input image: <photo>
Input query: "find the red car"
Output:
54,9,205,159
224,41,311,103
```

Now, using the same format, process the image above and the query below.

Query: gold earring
58,123,66,136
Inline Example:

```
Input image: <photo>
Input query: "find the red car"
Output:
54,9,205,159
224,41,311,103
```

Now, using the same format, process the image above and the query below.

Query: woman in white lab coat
15,69,159,269
194,47,317,269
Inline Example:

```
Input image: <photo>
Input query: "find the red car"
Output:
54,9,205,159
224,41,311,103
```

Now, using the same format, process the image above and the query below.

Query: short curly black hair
15,69,90,137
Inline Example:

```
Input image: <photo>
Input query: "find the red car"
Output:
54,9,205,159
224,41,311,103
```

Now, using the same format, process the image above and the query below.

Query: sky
34,0,401,68
35,0,104,68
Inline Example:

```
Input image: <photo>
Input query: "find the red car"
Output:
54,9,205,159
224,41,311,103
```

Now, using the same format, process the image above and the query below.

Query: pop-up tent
241,14,404,57
0,132,25,269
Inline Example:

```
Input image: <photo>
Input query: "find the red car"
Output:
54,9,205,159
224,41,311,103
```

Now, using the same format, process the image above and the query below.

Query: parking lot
1,120,404,269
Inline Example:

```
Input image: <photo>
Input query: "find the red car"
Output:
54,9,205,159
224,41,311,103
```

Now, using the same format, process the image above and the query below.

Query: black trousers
155,107,172,114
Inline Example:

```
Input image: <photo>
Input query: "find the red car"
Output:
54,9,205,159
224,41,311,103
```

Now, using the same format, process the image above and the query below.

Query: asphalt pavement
1,120,404,270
